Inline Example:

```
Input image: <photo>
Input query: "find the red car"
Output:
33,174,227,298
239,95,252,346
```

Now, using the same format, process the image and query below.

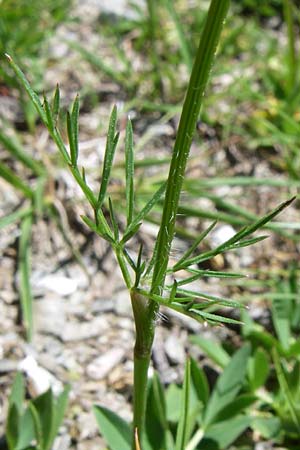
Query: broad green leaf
50,385,70,448
93,405,131,450
201,415,252,449
248,348,270,391
273,348,300,432
175,359,191,450
190,358,209,409
214,394,257,422
190,337,230,369
287,361,300,399
9,372,25,414
145,373,173,450
31,389,54,450
16,408,35,450
98,105,119,207
241,310,279,350
29,403,43,448
272,291,292,350
166,384,182,423
251,416,281,439
203,344,251,427
6,404,19,450
125,119,134,226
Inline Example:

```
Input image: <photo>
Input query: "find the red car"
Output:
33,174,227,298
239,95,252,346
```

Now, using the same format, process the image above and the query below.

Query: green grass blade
0,130,44,176
125,119,134,226
165,0,193,70
69,41,127,86
0,207,32,230
0,162,33,198
98,106,119,208
19,214,33,341
186,177,300,189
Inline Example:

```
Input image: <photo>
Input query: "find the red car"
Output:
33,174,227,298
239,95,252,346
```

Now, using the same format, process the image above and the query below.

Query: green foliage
94,347,252,450
193,269,300,447
6,373,70,450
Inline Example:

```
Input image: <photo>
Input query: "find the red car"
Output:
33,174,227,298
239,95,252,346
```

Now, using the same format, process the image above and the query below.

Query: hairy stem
150,0,230,293
130,290,155,448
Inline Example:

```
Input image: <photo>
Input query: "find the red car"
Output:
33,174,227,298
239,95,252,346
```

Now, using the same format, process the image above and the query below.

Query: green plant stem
151,0,230,295
130,2,230,446
130,290,155,448
115,246,132,289
283,0,297,95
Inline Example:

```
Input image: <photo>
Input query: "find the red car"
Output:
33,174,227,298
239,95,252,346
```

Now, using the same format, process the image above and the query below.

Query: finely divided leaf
43,94,54,131
175,198,295,270
93,405,131,450
52,84,60,121
125,118,134,226
122,181,166,244
173,221,217,270
5,54,47,124
98,105,119,208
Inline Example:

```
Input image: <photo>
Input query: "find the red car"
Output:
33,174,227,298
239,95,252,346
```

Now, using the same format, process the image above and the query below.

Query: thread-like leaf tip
4,53,12,62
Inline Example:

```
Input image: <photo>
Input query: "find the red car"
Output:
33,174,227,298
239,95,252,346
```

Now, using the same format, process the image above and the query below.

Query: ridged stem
130,290,155,449
150,0,230,296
